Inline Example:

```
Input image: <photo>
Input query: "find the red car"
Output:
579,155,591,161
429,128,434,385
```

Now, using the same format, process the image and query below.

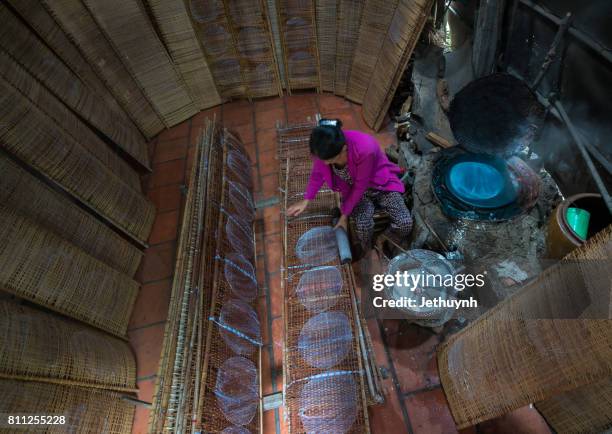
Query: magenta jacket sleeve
304,159,325,200
340,151,376,216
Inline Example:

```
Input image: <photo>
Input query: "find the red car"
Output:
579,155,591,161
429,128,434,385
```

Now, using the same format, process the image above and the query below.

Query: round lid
448,73,542,156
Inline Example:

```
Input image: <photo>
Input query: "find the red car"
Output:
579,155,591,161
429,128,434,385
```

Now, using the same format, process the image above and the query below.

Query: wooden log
426,131,453,148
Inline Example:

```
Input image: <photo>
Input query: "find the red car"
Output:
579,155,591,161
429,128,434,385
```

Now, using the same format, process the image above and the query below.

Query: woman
287,120,412,255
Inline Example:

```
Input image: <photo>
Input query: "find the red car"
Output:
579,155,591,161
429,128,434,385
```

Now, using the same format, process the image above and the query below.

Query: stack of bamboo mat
0,154,148,431
150,121,261,433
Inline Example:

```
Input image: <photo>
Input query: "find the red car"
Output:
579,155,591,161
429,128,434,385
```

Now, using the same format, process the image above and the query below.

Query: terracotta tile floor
129,92,551,434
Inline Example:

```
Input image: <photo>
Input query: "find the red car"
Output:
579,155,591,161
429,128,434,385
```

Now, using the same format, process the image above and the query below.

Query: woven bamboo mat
144,0,222,110
0,54,141,191
266,0,287,87
150,122,261,433
277,122,373,433
0,3,151,169
198,128,261,434
0,78,155,244
42,0,165,140
150,127,214,432
277,0,321,91
346,0,400,103
225,0,282,98
82,0,197,127
334,0,365,96
315,0,338,92
438,225,612,428
0,155,142,277
0,301,136,391
188,0,248,99
536,378,612,434
0,207,140,338
0,379,134,433
362,0,433,129
6,0,141,135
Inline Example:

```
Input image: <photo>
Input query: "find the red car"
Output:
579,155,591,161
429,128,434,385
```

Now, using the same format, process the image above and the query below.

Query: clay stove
405,74,562,311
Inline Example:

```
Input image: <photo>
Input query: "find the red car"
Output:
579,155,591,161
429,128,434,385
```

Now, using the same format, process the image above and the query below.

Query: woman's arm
304,160,325,201
287,160,324,217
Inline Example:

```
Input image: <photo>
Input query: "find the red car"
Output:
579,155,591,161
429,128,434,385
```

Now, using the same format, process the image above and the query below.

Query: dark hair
309,120,345,160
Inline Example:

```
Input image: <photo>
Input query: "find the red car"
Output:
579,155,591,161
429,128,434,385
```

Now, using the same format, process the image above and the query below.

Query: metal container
383,249,458,327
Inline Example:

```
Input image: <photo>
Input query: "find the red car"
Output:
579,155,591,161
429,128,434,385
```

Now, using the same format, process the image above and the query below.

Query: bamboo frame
277,121,372,433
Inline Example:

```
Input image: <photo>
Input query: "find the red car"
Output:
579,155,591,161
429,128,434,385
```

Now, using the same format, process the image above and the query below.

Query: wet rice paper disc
228,181,255,226
215,356,258,426
226,217,255,261
299,374,358,434
296,266,342,313
224,253,258,302
227,150,253,189
221,427,251,434
298,311,352,369
295,226,337,266
219,299,261,356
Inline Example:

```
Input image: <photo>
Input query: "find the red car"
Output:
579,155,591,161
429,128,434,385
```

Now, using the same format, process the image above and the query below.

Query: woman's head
309,120,345,163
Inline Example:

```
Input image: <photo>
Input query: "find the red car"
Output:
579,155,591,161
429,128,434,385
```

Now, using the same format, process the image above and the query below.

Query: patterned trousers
349,191,412,249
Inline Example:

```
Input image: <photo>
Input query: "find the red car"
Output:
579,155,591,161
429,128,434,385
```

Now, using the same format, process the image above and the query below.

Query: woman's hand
334,214,348,232
287,199,310,217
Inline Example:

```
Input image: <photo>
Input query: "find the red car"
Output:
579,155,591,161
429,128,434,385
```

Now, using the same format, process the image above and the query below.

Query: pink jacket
304,130,404,216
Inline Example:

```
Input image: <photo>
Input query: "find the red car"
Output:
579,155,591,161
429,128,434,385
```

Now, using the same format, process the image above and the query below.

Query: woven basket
0,155,142,277
0,3,151,169
0,78,155,244
41,0,165,140
142,0,223,110
0,379,134,433
438,225,612,428
536,378,612,434
334,0,365,96
346,0,400,103
0,54,141,191
0,207,140,338
0,301,136,391
82,0,198,127
362,0,433,129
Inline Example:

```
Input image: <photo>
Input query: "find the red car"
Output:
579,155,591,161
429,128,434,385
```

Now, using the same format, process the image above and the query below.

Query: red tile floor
128,92,552,434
